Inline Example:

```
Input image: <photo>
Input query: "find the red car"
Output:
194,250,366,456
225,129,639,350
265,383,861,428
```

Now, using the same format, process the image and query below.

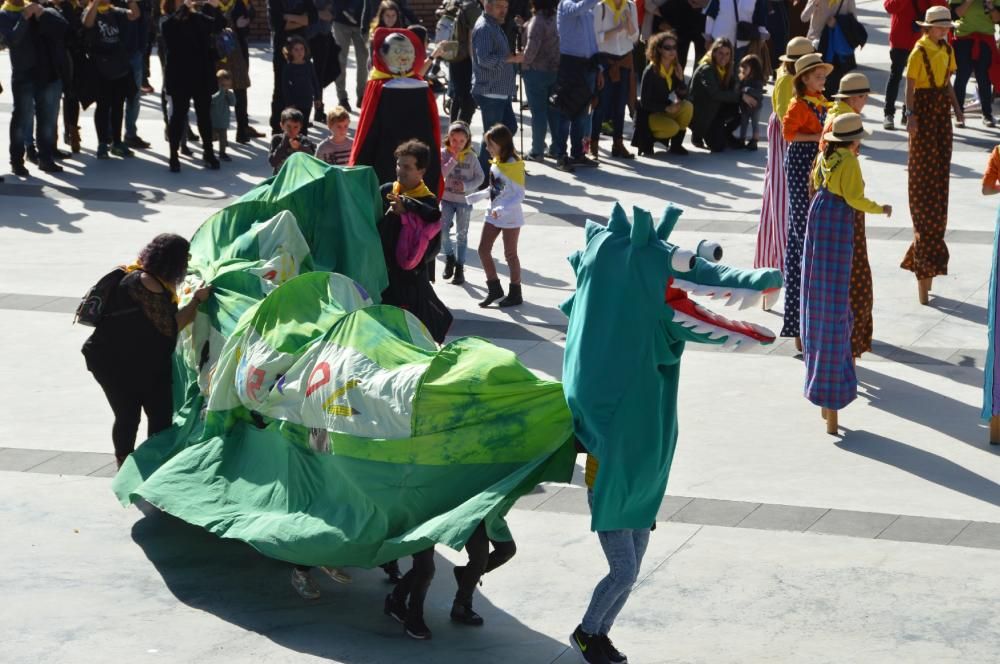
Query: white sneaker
319,566,353,584
291,569,321,600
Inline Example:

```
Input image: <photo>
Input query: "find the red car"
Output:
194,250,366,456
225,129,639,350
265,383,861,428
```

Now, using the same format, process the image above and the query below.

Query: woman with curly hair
632,30,693,156
82,234,211,468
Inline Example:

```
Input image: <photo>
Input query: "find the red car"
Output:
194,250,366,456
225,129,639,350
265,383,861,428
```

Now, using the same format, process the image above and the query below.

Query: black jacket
632,62,689,150
161,5,226,96
0,6,68,84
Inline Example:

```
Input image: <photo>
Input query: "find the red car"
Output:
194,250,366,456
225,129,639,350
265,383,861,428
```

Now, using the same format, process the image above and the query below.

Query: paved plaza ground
3,2,1000,662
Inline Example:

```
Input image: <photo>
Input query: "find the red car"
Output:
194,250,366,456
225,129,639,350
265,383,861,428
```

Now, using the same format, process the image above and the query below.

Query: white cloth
705,0,764,48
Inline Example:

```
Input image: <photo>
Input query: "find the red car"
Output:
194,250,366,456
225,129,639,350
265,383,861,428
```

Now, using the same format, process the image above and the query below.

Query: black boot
452,263,465,285
450,601,484,626
498,283,522,307
479,279,504,307
442,254,456,280
669,130,689,155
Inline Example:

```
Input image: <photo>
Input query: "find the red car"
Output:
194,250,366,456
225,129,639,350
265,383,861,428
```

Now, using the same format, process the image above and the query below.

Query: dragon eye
697,240,723,262
671,248,696,272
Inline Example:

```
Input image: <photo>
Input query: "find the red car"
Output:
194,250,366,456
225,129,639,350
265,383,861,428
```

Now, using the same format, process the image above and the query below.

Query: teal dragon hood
561,203,783,531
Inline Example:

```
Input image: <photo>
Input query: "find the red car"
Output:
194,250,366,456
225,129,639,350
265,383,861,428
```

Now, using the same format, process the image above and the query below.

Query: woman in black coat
161,0,226,172
632,30,694,156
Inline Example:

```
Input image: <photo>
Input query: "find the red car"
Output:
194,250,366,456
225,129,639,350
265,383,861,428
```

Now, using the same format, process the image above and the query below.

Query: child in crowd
316,106,354,165
281,35,321,131
210,70,236,162
440,121,484,286
738,54,765,151
268,107,317,174
468,124,526,308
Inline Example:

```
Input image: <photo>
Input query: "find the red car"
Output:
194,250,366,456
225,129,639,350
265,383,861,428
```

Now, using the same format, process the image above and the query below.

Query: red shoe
140,84,155,94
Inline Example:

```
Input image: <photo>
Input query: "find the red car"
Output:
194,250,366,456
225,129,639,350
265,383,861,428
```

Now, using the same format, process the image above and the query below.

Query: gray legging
333,22,369,103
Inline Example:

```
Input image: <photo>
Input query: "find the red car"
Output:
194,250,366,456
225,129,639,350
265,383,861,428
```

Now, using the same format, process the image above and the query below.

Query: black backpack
74,267,138,326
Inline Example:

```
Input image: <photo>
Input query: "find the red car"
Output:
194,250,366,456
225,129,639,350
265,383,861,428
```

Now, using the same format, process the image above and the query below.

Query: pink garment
396,211,442,270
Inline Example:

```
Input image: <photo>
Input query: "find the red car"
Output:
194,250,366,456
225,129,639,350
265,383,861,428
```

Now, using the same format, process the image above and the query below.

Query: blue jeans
441,199,472,264
9,78,61,165
581,489,651,636
473,94,517,180
591,70,630,141
125,51,143,139
554,71,596,159
522,69,558,157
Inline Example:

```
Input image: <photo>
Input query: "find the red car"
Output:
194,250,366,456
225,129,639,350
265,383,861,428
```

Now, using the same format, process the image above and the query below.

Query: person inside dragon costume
561,203,783,664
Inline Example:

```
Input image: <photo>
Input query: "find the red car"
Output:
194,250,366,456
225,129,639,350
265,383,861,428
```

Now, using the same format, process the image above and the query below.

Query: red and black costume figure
350,28,443,195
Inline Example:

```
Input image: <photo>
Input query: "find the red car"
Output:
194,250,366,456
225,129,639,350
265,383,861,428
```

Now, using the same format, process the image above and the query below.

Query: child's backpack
74,267,137,326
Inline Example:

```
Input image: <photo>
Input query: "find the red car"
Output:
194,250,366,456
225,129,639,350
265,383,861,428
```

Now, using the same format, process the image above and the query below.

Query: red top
782,96,827,142
883,0,947,50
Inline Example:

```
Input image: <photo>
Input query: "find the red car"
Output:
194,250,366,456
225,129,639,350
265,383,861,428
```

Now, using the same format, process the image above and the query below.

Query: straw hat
831,72,871,99
793,53,834,80
778,37,815,63
823,113,872,143
916,5,957,28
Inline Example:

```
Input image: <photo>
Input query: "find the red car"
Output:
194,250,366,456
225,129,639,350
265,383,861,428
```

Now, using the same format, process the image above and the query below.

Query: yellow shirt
585,454,598,488
812,148,885,214
772,71,795,124
905,35,956,90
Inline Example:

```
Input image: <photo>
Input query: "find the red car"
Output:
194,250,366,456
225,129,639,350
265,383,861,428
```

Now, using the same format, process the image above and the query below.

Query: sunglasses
659,44,677,51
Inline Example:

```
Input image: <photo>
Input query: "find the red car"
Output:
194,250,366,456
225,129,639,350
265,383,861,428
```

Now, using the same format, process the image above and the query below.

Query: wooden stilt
990,415,1000,445
794,336,803,352
762,292,771,311
821,407,828,420
918,278,930,305
825,409,838,435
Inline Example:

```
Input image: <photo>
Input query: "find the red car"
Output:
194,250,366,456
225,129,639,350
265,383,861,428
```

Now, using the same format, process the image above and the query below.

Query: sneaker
203,156,221,170
384,592,408,624
11,162,28,177
38,160,63,173
246,126,266,138
555,156,576,173
598,634,628,663
745,139,758,151
110,143,134,158
25,145,38,164
125,135,151,149
53,148,71,160
883,116,895,131
525,152,545,162
338,98,353,113
450,602,484,626
290,569,320,600
572,154,598,168
381,560,402,584
180,144,193,157
570,625,610,664
319,566,352,584
219,154,232,162
986,116,997,128
96,144,110,160
404,615,433,640
141,83,155,94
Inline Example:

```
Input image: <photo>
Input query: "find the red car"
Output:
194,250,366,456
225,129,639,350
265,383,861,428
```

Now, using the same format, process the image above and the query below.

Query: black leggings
168,91,213,159
94,76,131,146
92,368,172,461
455,521,517,604
235,88,249,135
391,548,435,619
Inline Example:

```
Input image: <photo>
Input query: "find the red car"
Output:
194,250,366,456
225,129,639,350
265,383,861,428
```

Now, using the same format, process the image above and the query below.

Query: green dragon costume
112,155,575,567
562,204,783,531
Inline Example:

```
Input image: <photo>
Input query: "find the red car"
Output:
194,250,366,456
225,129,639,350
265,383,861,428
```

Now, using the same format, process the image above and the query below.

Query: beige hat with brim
793,53,834,80
778,37,815,63
916,5,957,28
823,113,872,143
831,72,871,99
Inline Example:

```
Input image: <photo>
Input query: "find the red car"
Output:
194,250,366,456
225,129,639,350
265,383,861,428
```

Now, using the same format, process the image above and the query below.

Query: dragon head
563,203,783,356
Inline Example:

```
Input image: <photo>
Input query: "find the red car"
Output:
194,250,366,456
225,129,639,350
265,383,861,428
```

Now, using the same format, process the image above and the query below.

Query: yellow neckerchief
218,0,235,12
0,1,25,13
658,63,674,90
491,157,526,188
451,145,474,163
716,65,728,82
829,99,853,119
369,68,416,80
392,179,434,199
124,263,179,304
95,2,113,13
804,92,831,108
601,0,627,24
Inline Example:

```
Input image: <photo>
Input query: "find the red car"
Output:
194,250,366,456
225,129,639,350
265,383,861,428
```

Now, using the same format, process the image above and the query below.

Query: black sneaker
125,135,151,149
38,160,63,173
384,593,407,624
555,156,576,173
571,154,598,168
598,634,628,663
404,614,432,640
25,145,38,164
339,98,353,113
11,162,28,177
570,625,610,664
450,602,484,626
381,560,402,584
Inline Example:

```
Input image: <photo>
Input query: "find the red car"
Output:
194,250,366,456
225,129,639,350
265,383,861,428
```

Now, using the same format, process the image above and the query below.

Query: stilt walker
979,144,1000,445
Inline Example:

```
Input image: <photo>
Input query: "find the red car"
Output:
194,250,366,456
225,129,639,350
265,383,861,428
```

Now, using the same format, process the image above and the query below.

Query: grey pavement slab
512,484,565,512
808,509,900,539
669,497,761,527
656,495,694,521
0,447,61,472
876,515,972,546
27,451,116,477
950,522,1000,549
736,503,830,532
531,486,589,515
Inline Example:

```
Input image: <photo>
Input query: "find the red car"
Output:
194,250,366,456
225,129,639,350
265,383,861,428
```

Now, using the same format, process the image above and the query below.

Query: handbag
831,0,868,49
732,0,757,41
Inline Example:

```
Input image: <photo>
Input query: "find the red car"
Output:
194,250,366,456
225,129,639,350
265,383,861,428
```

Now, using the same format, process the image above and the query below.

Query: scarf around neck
392,180,434,200
125,263,180,304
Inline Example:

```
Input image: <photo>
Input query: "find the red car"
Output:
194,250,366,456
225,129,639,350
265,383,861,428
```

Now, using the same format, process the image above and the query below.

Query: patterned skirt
780,140,818,337
850,210,873,357
754,113,789,271
901,87,952,280
802,188,857,410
